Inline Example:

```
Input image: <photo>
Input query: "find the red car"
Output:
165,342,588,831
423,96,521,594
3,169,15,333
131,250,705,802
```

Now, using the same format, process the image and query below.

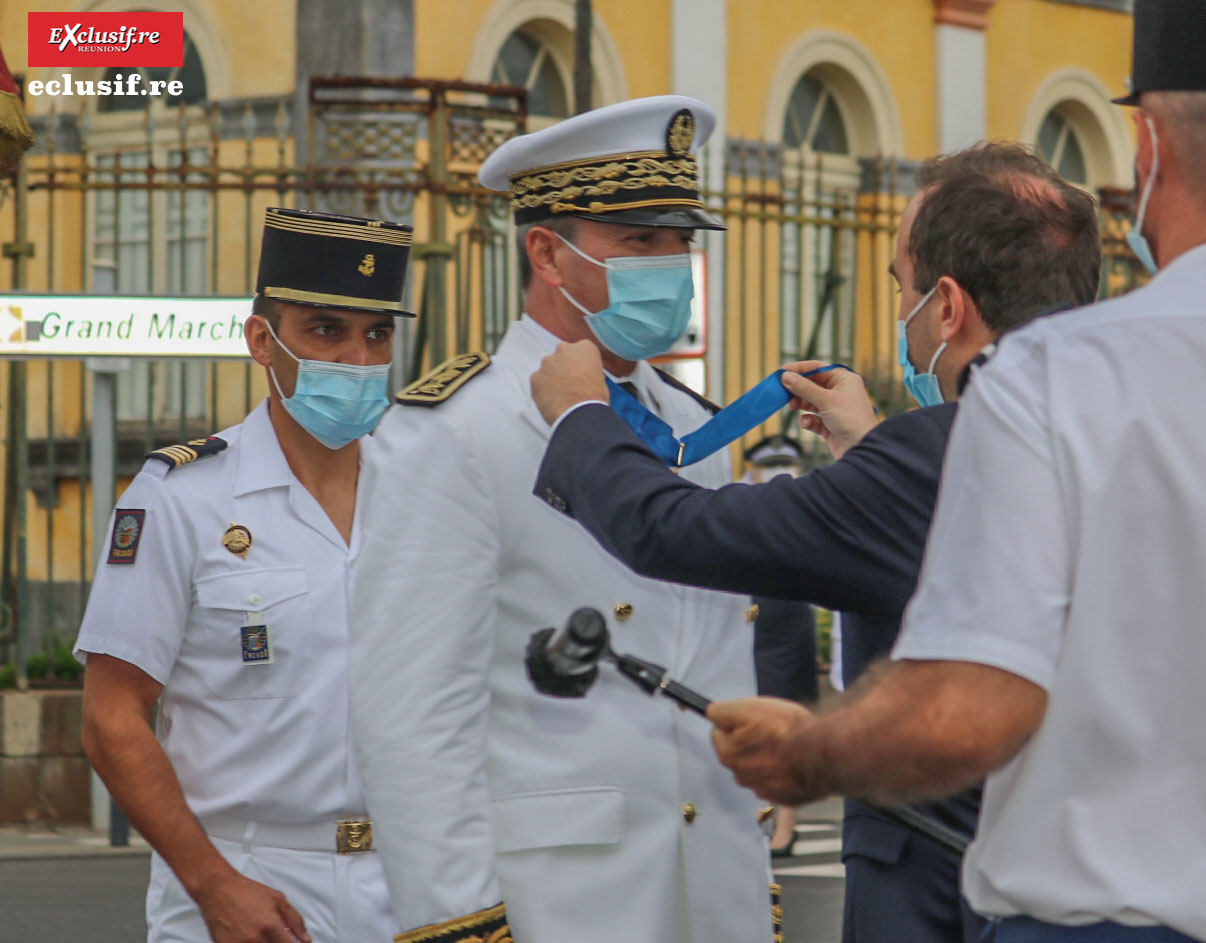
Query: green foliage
0,634,84,687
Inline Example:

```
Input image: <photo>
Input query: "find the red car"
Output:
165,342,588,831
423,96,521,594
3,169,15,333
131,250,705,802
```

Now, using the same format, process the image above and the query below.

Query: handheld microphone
546,607,608,675
524,607,609,698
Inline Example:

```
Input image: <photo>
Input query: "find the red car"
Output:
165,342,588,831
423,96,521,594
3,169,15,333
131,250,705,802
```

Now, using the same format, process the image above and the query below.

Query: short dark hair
517,216,581,291
909,142,1101,336
251,293,282,329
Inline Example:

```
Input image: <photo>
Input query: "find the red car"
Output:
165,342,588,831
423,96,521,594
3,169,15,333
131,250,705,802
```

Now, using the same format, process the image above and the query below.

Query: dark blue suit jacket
534,400,983,941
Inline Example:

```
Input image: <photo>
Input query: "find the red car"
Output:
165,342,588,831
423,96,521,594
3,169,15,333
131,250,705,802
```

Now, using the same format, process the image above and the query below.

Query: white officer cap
479,95,725,230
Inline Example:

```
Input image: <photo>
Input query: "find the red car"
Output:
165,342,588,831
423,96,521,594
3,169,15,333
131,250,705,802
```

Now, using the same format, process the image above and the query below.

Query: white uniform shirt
76,400,369,824
350,319,773,942
893,245,1206,938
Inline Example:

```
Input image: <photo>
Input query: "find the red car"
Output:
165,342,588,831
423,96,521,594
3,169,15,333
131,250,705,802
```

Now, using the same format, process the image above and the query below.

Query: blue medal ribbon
606,364,855,468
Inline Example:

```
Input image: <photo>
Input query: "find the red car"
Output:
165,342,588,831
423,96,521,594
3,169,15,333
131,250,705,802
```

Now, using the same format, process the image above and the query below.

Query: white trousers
146,834,397,943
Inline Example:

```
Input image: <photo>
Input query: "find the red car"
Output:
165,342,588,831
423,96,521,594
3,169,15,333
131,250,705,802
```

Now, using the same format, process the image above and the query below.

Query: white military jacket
76,401,372,824
350,319,774,942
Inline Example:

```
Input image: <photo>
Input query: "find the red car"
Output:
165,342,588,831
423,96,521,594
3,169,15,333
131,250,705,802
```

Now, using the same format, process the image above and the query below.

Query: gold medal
222,522,252,559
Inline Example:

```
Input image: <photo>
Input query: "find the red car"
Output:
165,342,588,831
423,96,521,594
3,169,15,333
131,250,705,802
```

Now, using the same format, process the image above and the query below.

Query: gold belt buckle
336,820,373,854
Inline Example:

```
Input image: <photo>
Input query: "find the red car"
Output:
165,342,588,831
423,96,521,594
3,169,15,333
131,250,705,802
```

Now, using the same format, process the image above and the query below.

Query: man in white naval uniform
76,209,413,943
349,98,775,943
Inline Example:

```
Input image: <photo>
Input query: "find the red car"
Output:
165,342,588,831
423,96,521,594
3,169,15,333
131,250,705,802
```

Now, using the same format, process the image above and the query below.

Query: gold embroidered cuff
770,882,784,943
394,902,512,943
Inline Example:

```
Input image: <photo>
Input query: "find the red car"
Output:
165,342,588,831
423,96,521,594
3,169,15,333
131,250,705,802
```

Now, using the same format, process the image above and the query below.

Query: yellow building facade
0,0,1137,652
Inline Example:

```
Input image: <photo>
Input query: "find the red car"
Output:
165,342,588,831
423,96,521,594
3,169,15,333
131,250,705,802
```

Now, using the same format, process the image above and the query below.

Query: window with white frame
779,69,861,364
489,25,574,123
1036,107,1089,186
88,30,210,424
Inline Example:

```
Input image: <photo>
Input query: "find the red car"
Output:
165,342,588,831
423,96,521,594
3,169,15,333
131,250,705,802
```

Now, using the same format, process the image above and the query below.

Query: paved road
0,822,845,943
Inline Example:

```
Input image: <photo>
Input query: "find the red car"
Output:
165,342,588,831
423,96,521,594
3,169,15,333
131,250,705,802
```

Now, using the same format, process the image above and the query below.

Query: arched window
489,28,569,121
782,72,850,155
778,68,864,364
98,31,208,113
1037,108,1088,185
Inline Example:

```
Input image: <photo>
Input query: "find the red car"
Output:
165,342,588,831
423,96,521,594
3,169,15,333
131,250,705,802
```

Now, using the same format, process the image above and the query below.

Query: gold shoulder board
146,435,228,470
396,352,491,407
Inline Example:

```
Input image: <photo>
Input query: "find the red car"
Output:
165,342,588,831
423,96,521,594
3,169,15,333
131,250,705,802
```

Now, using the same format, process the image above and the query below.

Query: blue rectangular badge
240,621,273,664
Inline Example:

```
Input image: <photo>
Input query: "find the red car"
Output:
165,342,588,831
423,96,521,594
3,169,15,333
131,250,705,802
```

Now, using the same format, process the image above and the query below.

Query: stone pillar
671,0,727,401
933,0,997,153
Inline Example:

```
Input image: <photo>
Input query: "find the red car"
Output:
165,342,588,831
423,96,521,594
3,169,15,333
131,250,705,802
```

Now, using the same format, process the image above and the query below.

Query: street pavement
0,799,846,942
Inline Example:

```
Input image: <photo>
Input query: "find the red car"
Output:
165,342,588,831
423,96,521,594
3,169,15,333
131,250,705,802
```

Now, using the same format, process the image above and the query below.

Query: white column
935,24,986,152
932,0,996,154
672,0,727,403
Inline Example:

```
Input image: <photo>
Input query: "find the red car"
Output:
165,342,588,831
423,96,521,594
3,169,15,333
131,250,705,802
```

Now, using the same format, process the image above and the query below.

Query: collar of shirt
1152,240,1206,283
517,313,659,407
232,399,302,497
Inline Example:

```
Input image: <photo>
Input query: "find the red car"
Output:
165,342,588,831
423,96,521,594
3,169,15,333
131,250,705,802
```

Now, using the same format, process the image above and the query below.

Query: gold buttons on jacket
745,604,760,623
757,805,775,824
614,602,634,622
682,803,697,824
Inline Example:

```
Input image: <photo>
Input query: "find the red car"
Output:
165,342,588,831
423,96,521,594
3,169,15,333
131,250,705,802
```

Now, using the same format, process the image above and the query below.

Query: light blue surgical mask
264,320,390,450
897,285,947,408
555,233,695,362
1126,116,1160,276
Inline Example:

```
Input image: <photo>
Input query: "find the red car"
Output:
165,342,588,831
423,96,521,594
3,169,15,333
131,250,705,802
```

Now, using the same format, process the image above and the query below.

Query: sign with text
0,295,252,359
27,12,184,67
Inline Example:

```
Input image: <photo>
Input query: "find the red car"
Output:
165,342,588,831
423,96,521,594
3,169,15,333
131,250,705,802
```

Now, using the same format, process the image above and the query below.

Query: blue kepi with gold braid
256,208,415,316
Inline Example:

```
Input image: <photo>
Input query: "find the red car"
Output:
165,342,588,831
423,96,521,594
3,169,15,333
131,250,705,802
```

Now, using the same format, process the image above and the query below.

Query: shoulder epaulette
654,367,720,415
396,352,491,407
146,435,228,470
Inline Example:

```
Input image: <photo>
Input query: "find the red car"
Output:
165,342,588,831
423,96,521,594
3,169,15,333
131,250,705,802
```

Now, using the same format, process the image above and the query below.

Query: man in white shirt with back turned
710,2,1206,940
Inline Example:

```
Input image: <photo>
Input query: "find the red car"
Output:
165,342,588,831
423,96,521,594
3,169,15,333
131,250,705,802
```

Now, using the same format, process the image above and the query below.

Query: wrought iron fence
0,78,1145,680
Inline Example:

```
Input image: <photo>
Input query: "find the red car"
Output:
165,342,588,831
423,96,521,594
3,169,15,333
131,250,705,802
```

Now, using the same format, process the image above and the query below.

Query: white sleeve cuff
549,399,608,437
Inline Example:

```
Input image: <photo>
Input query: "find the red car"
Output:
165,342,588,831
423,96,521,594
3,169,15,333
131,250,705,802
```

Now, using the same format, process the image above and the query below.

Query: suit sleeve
533,403,946,618
349,405,508,939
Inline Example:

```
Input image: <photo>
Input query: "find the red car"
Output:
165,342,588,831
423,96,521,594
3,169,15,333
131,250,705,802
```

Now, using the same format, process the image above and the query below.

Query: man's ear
244,314,275,367
934,275,973,344
526,226,566,288
1133,110,1159,181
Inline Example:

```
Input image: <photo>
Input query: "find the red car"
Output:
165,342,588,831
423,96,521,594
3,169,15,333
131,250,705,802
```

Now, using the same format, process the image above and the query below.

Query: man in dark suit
527,142,1101,943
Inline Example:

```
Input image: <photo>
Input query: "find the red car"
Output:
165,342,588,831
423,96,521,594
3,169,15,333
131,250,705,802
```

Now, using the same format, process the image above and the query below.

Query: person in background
741,434,819,857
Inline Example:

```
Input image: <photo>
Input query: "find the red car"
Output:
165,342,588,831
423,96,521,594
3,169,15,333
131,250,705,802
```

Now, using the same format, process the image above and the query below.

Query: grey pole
87,357,131,846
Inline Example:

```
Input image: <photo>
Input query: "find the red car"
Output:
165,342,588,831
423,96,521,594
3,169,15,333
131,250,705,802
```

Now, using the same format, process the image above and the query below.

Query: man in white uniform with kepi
76,208,412,943
349,97,776,943
709,2,1206,941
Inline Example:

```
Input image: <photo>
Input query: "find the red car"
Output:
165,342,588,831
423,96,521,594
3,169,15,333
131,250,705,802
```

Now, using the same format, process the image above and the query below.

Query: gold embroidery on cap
359,253,376,276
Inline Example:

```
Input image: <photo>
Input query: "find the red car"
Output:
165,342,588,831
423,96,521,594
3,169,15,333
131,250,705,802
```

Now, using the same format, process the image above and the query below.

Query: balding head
908,142,1101,336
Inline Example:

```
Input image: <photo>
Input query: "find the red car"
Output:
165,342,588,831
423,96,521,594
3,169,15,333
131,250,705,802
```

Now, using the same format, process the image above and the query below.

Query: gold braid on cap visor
508,151,703,223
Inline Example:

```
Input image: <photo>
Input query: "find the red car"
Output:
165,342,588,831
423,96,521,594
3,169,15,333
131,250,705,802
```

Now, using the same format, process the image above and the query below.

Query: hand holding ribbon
780,361,880,459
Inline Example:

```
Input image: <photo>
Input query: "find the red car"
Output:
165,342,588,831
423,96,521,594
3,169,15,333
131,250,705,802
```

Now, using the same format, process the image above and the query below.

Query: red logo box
28,12,183,67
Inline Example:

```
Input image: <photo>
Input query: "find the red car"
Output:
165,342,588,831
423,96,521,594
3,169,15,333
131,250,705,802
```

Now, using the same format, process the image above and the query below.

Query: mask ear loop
1131,116,1159,238
551,230,607,268
258,316,300,402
